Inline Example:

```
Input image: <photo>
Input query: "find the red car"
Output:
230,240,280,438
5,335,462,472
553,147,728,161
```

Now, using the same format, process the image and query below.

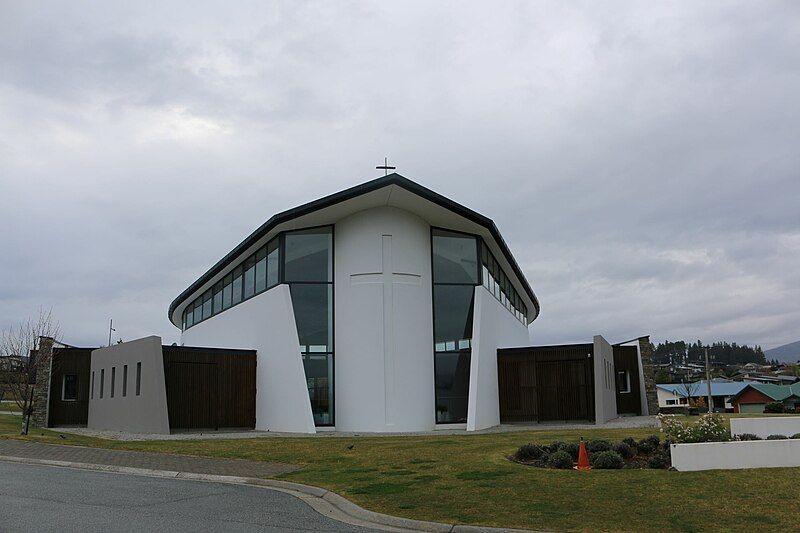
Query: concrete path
56,415,658,441
0,461,371,532
0,440,298,478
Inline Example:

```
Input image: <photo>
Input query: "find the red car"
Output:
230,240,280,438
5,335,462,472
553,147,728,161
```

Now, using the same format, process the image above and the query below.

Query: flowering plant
658,413,730,443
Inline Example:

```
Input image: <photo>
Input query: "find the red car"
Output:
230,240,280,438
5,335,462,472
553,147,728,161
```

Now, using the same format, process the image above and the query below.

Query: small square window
617,371,631,394
62,374,78,401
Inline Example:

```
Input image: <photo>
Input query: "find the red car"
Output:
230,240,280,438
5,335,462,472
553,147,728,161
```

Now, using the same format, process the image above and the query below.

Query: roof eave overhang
168,173,540,327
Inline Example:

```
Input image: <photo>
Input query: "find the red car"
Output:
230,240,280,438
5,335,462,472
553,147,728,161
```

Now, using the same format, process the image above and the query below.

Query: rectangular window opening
111,367,116,398
123,364,128,397
136,362,142,396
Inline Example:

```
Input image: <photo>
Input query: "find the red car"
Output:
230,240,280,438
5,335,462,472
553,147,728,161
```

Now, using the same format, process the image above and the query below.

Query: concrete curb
0,454,539,532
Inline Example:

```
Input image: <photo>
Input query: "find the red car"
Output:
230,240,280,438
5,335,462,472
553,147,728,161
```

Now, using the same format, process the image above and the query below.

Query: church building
171,173,539,433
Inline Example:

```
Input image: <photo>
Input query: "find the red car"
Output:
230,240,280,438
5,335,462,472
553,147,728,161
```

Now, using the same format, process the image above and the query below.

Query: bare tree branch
0,308,60,434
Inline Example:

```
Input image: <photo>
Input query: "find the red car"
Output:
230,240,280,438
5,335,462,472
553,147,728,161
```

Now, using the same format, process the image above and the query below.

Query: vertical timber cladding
498,344,595,423
613,345,642,415
48,348,92,427
162,346,256,430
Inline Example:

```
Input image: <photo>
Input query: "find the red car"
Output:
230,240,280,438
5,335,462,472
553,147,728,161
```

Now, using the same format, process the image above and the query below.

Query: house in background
656,379,750,412
729,383,800,413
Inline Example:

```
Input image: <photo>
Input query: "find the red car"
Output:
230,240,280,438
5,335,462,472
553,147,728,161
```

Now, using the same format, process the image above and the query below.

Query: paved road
0,461,375,532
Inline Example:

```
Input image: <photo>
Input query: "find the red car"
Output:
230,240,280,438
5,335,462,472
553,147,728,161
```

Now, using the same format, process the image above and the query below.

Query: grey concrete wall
87,336,170,434
593,335,618,424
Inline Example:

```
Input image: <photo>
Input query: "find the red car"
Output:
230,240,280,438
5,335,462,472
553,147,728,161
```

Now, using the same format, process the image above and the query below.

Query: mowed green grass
2,415,798,532
0,401,21,412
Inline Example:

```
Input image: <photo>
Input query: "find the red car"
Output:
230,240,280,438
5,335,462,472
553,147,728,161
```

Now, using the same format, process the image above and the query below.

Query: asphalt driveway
0,461,374,532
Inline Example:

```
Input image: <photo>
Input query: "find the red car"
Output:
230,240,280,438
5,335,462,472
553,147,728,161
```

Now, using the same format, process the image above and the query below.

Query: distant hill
765,340,800,364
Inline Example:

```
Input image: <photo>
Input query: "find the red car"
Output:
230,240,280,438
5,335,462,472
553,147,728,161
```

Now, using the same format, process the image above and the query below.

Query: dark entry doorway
498,344,595,423
165,362,218,430
613,345,642,415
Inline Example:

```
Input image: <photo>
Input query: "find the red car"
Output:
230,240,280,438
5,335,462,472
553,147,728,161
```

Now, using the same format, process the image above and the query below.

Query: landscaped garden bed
510,434,673,469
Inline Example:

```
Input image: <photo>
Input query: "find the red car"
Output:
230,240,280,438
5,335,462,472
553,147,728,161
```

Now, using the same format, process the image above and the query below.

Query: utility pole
705,347,713,413
107,319,115,347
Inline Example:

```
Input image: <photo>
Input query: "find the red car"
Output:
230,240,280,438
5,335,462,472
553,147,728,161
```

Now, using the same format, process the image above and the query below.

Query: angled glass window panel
433,285,475,347
213,281,223,314
185,308,194,328
202,290,212,319
284,228,332,282
266,238,279,288
432,230,478,284
232,266,243,305
303,353,333,426
255,246,267,293
290,284,332,351
222,273,233,309
435,351,471,424
244,255,256,299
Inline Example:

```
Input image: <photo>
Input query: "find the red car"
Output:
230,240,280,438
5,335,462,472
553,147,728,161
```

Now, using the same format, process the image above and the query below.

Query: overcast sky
1,1,798,350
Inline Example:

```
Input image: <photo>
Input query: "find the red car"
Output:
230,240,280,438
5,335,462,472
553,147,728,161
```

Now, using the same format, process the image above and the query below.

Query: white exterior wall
671,440,800,471
657,387,689,408
181,285,315,434
88,336,170,434
334,207,435,432
467,286,530,431
730,416,800,439
593,335,618,424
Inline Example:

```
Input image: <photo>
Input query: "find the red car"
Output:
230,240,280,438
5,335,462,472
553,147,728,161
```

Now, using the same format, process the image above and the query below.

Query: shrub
647,452,671,469
514,444,546,462
591,450,624,469
764,402,785,413
791,433,800,439
548,441,567,454
641,435,660,448
562,442,580,460
766,434,788,440
622,436,638,449
586,439,612,453
612,442,635,459
659,413,730,443
637,438,656,454
546,450,574,469
736,433,761,441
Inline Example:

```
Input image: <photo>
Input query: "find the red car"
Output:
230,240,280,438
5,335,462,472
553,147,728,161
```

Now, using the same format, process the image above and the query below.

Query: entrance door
498,345,595,423
165,362,218,430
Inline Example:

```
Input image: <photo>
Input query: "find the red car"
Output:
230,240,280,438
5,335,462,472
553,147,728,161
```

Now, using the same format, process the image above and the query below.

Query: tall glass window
285,227,334,426
243,256,256,299
231,266,243,305
255,247,267,293
266,239,279,288
432,229,479,424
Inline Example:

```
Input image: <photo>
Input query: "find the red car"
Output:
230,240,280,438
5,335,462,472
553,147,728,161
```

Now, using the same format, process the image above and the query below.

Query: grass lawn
0,401,21,413
2,415,798,532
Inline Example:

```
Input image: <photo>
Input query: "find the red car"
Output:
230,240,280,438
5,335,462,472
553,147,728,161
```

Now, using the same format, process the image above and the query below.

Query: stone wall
638,335,659,415
30,336,55,428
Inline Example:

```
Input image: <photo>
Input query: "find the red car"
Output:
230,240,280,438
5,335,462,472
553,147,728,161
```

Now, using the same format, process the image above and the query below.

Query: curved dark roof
169,173,540,326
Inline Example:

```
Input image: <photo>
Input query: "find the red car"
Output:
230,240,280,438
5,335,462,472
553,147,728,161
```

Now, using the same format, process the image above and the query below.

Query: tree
0,309,60,435
655,368,670,384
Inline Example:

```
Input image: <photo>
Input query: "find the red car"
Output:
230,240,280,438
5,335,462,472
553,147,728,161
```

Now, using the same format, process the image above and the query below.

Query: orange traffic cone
575,437,591,470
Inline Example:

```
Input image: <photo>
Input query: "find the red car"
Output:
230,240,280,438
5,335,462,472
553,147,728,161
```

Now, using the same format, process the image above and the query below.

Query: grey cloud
1,1,798,350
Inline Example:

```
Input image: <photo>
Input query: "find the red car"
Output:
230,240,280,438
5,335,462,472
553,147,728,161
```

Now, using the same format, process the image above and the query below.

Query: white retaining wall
730,416,800,439
671,439,800,471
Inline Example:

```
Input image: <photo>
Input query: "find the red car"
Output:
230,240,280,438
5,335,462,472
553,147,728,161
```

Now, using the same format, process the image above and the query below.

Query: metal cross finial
376,157,396,176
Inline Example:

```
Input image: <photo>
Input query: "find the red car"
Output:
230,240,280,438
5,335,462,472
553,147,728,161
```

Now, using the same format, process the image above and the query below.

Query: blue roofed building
656,379,752,412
